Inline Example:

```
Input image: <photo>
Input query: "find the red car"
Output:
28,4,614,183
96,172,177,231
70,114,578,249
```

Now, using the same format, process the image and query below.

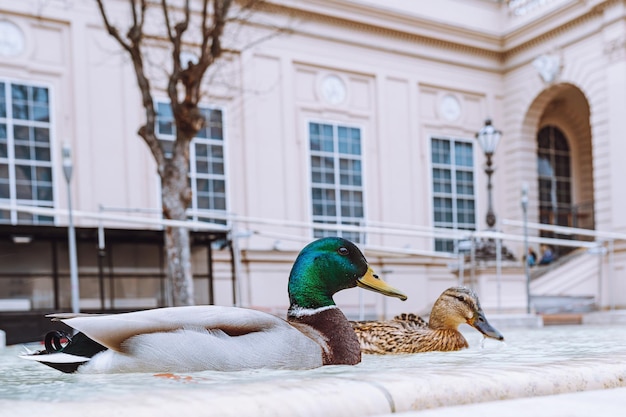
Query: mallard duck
21,237,407,373
351,286,504,354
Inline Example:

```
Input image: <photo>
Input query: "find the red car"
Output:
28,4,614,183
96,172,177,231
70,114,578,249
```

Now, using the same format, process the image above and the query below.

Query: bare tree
94,0,264,306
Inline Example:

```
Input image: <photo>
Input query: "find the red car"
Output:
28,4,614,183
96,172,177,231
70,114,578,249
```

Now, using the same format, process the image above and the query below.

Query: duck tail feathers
46,312,104,321
19,330,107,373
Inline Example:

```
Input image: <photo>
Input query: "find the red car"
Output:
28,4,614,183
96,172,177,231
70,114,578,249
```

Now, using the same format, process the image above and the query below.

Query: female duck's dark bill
357,267,408,301
471,310,505,341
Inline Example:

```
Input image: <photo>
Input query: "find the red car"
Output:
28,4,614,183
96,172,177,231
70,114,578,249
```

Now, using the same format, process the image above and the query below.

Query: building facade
1,0,625,342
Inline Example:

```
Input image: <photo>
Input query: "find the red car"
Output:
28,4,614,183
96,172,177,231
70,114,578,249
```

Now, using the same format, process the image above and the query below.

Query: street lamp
521,182,531,314
62,143,80,314
475,118,503,229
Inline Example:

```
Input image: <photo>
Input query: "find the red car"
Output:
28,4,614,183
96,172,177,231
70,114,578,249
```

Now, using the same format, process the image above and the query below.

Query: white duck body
26,306,324,373
21,237,408,373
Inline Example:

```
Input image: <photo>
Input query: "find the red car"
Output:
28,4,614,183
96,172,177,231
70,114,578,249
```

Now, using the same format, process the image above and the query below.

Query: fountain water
1,323,625,416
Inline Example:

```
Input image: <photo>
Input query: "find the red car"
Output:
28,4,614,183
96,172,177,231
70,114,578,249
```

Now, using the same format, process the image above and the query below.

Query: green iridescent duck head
288,237,407,310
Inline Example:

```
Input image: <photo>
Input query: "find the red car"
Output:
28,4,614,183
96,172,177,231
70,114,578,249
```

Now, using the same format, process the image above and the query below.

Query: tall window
431,137,476,252
537,125,571,231
0,81,54,224
309,122,364,243
156,102,226,223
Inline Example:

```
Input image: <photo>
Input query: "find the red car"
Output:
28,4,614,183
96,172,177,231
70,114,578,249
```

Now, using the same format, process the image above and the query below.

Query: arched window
537,125,572,246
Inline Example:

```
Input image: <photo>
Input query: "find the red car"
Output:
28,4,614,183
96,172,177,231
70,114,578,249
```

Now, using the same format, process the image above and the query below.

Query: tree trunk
164,224,193,306
161,159,194,306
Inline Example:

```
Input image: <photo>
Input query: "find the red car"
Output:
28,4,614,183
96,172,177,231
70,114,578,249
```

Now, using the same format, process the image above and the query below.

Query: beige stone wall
1,0,626,314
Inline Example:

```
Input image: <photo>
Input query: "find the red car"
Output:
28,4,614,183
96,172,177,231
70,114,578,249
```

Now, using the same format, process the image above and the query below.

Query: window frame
306,119,366,243
154,99,229,225
429,135,477,252
0,78,56,225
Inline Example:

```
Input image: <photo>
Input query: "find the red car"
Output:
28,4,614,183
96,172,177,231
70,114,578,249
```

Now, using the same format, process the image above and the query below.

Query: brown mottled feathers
351,314,468,354
350,287,501,354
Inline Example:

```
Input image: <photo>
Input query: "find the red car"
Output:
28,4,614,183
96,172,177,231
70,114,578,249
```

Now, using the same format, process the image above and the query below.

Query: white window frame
155,100,228,225
307,119,366,243
429,135,477,252
0,78,55,225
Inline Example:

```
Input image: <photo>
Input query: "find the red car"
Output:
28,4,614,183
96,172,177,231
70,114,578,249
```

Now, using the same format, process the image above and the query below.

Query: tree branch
95,0,132,52
95,0,166,174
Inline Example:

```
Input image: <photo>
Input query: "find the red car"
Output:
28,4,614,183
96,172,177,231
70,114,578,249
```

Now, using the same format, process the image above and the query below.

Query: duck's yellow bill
357,267,408,301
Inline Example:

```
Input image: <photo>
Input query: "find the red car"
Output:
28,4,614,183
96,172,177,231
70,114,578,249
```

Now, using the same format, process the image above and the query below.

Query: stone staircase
529,247,600,313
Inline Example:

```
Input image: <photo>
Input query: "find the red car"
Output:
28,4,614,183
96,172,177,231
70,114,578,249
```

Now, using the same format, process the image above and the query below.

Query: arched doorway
519,83,595,258
537,125,573,255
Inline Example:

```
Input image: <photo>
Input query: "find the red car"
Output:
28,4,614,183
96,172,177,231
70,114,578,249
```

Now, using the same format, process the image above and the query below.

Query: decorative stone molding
507,0,558,17
438,94,462,122
0,19,25,57
604,35,626,63
319,74,347,105
262,0,613,65
532,53,562,84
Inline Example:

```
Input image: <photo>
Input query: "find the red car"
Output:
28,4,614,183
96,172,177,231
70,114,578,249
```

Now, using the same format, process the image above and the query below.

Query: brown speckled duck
351,286,504,354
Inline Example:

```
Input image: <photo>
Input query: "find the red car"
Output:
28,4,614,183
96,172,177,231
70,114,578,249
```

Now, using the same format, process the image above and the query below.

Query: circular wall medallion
440,94,461,122
0,20,25,57
321,74,347,105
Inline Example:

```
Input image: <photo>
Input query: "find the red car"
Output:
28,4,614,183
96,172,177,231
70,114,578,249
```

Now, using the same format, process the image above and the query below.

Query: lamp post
62,143,80,314
521,182,531,314
475,118,502,230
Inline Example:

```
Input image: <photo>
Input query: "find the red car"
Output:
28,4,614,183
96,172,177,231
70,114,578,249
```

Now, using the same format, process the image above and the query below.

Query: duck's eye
456,295,466,302
338,247,349,256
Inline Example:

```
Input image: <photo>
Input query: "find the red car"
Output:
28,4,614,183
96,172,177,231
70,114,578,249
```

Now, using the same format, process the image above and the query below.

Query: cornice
502,0,612,59
258,1,503,67
259,0,620,67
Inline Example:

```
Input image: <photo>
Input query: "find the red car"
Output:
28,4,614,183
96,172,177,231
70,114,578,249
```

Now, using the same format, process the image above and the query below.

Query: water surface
1,324,625,407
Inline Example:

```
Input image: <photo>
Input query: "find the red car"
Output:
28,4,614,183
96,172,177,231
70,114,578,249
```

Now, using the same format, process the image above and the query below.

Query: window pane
14,124,29,140
340,190,363,217
34,127,49,143
310,122,364,242
431,137,475,252
312,187,336,216
14,144,30,160
195,108,210,138
456,199,475,224
309,123,334,153
431,139,450,164
33,104,49,122
0,82,5,117
2,82,54,223
433,168,452,193
36,166,52,182
37,185,53,201
213,195,226,211
0,124,6,158
156,102,174,136
339,158,361,186
196,178,209,193
11,85,29,120
209,109,223,140
338,127,361,155
537,125,572,231
454,142,473,167
555,154,570,177
0,163,9,198
456,170,474,195
311,155,334,184
434,197,453,223
35,146,51,161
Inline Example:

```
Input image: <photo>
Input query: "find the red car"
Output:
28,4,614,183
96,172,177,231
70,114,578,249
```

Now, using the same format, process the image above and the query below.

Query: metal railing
1,203,623,314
